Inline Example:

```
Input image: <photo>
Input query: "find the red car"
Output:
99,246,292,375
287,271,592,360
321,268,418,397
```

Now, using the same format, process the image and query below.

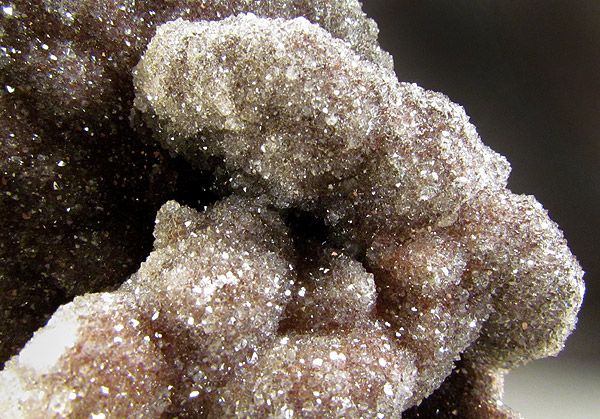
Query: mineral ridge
0,1,584,418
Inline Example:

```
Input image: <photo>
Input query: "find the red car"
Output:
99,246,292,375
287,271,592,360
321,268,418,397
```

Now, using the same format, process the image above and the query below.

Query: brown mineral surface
0,0,388,367
0,1,585,418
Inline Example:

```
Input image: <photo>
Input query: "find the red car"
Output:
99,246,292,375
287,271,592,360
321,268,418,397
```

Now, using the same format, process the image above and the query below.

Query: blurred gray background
362,1,600,417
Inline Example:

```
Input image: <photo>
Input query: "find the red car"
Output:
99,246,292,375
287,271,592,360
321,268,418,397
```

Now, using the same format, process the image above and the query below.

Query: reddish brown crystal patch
215,326,417,416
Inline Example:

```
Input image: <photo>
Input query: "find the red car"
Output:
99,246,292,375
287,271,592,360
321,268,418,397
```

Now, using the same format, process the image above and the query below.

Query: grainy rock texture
0,1,584,418
0,0,389,365
134,15,509,230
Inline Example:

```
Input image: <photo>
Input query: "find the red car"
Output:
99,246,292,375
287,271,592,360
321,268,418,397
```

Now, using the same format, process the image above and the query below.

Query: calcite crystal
0,1,584,418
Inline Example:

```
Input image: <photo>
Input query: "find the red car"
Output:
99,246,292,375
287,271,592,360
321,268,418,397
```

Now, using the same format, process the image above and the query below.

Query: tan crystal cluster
0,1,584,418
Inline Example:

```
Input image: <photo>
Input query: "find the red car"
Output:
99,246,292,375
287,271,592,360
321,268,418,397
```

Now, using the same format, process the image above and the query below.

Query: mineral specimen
0,1,584,418
0,0,390,365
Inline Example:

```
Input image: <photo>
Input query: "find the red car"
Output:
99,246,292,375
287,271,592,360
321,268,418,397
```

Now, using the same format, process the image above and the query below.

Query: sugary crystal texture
0,2,584,418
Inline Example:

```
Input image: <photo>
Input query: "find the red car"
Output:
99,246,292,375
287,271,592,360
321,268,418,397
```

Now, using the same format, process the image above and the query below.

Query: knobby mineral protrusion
0,1,584,418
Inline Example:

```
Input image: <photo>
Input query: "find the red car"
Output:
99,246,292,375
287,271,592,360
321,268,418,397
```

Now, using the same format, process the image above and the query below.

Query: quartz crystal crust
0,0,389,366
0,1,584,418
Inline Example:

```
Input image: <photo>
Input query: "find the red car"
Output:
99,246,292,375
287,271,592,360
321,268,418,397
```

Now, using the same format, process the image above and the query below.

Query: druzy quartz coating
0,1,584,418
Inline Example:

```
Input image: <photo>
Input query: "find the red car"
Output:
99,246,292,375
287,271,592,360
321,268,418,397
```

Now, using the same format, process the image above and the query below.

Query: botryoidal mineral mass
0,2,584,418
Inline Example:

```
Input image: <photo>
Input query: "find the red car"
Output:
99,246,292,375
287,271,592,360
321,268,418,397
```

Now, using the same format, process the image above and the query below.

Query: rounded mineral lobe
133,15,510,237
121,197,296,414
455,191,586,368
368,230,491,406
0,292,172,417
280,249,377,333
215,325,417,417
133,14,395,208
